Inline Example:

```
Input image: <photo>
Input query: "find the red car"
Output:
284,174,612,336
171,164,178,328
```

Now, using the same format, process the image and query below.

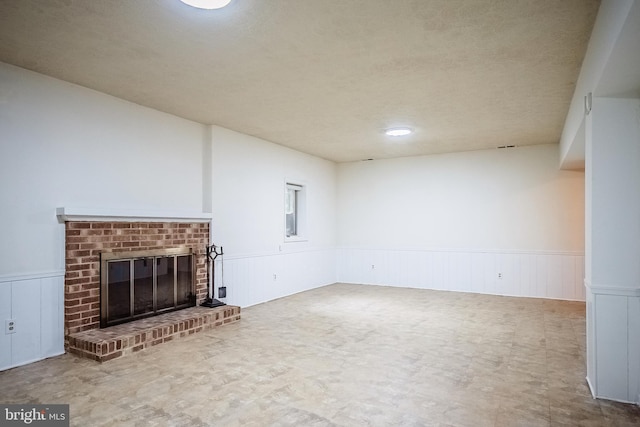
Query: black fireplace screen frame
100,248,196,328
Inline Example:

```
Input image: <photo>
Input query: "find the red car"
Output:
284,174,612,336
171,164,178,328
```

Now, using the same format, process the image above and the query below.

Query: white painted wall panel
11,279,41,366
586,286,596,394
0,274,64,370
628,296,640,403
222,249,336,308
595,294,629,401
405,251,422,288
432,252,447,291
561,257,577,301
500,253,516,296
40,276,64,357
535,255,549,298
337,248,585,301
0,274,64,369
470,253,485,294
0,281,11,370
576,257,586,301
546,255,563,300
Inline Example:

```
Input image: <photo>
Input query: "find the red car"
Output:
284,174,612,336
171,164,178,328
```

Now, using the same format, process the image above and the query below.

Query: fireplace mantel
56,207,212,223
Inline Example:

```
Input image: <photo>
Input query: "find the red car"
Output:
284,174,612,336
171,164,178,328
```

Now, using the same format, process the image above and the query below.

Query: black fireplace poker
201,243,226,308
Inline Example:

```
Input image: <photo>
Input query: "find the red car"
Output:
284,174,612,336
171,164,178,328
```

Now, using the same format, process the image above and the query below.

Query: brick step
67,305,240,362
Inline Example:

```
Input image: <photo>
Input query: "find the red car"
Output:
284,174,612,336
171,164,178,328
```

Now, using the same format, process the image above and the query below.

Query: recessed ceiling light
179,0,232,10
385,127,413,137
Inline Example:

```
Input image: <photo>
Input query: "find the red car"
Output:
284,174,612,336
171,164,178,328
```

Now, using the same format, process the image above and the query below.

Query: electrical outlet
273,274,277,280
371,264,375,270
5,319,16,334
498,273,503,279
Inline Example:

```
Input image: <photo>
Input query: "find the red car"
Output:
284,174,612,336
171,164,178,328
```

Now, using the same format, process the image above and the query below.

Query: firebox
100,248,196,327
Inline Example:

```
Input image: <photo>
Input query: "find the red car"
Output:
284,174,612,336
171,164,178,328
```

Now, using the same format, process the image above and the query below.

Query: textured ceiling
0,0,600,162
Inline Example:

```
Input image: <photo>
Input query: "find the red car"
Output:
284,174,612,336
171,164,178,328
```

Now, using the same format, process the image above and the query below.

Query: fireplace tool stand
201,243,227,308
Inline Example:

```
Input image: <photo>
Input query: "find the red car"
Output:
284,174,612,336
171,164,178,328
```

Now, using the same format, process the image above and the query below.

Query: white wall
337,144,586,300
210,126,337,307
0,62,208,369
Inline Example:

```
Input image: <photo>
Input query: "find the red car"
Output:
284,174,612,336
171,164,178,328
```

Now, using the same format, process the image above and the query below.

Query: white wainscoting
585,282,640,404
337,248,586,301
0,272,65,371
217,248,337,308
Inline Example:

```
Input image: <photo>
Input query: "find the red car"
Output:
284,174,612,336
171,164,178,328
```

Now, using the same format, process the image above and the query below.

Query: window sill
284,236,308,243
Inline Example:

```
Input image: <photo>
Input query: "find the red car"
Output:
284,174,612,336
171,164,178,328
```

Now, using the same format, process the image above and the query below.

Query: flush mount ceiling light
385,127,413,137
179,0,232,10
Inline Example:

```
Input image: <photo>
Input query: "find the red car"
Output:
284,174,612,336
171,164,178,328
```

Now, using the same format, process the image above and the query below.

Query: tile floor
1,283,640,426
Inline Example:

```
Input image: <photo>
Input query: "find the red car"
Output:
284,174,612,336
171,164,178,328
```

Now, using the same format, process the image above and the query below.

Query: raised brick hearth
63,219,240,361
67,305,241,362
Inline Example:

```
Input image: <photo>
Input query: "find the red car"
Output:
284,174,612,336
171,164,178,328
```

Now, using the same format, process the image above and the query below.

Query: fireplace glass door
101,248,195,327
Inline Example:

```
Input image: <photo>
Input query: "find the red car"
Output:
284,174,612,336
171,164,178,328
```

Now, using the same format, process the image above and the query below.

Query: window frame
284,181,307,242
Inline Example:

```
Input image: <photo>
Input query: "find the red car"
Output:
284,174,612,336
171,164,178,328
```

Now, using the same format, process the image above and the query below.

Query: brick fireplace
60,215,241,361
64,221,210,337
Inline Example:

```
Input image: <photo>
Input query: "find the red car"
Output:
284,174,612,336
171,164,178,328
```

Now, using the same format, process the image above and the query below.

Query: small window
285,182,305,240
